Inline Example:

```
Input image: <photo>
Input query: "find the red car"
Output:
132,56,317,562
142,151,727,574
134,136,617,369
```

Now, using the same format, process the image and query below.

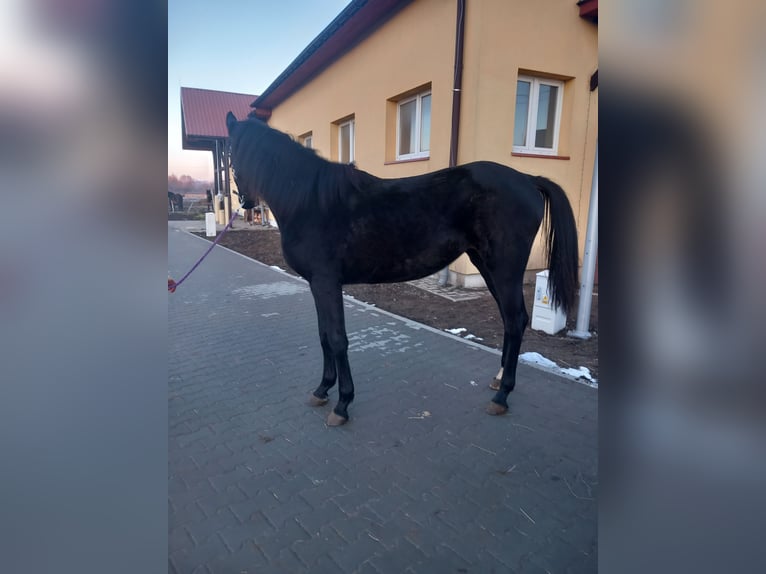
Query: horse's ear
226,111,238,135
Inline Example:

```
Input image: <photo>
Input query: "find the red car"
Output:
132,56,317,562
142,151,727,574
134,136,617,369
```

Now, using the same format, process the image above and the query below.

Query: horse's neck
262,199,295,233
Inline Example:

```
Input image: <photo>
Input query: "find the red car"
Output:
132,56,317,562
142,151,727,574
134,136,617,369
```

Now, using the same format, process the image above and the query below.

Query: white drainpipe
568,142,598,339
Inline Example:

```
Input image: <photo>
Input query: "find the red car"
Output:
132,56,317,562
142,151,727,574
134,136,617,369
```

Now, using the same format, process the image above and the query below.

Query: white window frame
338,119,355,163
513,76,564,156
302,134,313,149
396,90,431,160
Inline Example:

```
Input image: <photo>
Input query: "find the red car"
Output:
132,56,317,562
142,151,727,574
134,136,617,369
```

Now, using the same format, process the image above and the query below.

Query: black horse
168,191,184,213
226,112,578,426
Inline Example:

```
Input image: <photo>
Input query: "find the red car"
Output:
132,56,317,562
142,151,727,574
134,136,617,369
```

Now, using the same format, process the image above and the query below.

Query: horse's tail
534,176,579,314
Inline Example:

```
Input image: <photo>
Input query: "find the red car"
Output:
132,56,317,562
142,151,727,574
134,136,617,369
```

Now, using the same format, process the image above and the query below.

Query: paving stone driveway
169,225,597,574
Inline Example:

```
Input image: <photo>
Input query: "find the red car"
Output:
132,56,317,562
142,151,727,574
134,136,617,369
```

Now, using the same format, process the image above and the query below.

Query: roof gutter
576,0,598,23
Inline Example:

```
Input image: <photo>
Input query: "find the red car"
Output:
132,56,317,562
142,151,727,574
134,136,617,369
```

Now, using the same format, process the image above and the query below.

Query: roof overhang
577,0,598,23
180,87,258,151
181,110,222,152
251,0,413,116
181,135,224,152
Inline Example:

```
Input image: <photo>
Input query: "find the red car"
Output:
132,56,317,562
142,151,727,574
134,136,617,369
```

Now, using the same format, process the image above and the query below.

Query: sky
168,0,351,181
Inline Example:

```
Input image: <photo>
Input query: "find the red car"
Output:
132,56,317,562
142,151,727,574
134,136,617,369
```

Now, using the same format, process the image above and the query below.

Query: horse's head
226,111,257,210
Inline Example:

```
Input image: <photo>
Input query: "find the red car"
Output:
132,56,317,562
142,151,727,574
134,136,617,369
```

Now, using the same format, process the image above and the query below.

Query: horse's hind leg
309,278,354,426
467,249,506,390
485,269,529,416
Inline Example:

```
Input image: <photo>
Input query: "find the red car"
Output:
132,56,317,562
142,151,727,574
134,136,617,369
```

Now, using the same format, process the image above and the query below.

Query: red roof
577,0,598,23
181,87,258,150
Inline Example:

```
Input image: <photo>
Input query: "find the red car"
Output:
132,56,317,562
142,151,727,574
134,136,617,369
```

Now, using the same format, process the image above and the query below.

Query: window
397,90,430,160
338,119,354,163
301,133,313,149
513,76,564,155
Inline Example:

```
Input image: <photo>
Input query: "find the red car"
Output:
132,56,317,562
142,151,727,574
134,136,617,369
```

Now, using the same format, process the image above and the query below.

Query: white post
205,212,217,237
568,142,598,339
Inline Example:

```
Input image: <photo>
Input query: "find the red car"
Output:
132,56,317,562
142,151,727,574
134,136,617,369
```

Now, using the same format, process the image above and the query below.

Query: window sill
385,156,431,165
511,152,570,160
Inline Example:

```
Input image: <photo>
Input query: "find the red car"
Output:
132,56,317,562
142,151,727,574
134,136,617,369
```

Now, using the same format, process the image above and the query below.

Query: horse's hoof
326,412,348,426
489,378,501,391
308,394,329,407
486,402,508,416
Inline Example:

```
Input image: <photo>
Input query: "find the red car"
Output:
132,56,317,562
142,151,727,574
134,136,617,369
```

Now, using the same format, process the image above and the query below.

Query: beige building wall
265,0,597,281
458,0,598,271
267,0,455,177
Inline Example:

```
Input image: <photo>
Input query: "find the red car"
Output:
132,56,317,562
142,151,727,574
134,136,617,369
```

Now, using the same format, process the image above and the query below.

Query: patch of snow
519,352,598,387
444,327,484,341
560,366,596,383
464,334,484,341
519,351,559,370
445,327,467,335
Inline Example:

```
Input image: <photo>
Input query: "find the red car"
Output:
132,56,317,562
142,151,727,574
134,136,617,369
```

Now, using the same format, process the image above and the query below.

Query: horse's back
385,160,546,223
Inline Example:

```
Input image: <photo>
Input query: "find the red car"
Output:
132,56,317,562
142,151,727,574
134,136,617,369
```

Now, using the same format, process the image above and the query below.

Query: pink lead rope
168,211,238,293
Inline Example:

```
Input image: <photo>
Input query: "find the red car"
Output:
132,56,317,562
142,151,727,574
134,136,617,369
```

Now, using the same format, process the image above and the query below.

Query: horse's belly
342,243,464,284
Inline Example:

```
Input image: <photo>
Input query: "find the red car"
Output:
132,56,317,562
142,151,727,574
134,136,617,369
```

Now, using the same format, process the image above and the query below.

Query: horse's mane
229,118,376,217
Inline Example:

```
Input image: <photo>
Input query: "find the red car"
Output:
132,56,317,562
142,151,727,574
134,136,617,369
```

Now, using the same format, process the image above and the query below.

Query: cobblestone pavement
169,225,597,574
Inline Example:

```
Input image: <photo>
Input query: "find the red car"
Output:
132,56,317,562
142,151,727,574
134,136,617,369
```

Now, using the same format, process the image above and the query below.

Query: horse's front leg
308,334,336,406
309,278,354,426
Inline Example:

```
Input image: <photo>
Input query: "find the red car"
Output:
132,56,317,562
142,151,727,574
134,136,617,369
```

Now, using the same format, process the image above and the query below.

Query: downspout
449,0,465,169
568,142,598,339
438,0,466,287
569,72,598,339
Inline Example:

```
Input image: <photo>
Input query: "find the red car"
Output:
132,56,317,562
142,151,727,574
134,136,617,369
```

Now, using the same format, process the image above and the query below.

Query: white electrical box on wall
531,270,567,335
